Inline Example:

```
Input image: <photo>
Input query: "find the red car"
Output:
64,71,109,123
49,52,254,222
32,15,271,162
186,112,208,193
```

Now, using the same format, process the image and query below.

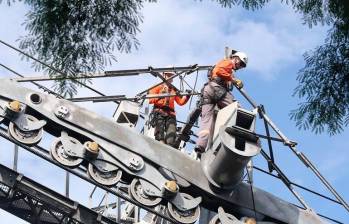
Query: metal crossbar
236,86,349,213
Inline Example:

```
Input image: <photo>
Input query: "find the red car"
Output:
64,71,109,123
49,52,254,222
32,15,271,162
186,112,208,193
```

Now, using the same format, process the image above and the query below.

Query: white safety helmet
163,71,175,77
163,65,175,77
232,51,248,67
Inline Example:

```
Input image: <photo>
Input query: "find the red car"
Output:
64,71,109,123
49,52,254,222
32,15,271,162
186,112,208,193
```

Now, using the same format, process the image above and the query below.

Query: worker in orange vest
194,51,248,158
149,71,190,147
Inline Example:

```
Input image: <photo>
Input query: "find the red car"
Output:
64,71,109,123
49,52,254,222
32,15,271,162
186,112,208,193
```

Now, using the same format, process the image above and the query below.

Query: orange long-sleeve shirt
211,59,236,81
148,84,189,115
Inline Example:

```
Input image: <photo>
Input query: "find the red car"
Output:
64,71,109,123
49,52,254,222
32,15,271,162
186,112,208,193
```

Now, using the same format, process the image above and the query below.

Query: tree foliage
289,1,349,134
3,0,155,97
211,1,349,134
205,0,269,10
1,0,348,134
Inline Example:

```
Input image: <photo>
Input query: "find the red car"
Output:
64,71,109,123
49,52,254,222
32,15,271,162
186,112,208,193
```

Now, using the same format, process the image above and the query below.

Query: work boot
193,146,205,160
196,152,202,160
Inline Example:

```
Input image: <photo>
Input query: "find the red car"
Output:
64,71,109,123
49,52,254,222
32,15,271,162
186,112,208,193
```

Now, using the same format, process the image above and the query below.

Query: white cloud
106,0,327,82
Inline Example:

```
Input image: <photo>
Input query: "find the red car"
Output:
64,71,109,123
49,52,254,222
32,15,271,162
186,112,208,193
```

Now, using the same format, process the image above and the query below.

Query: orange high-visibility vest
211,59,236,82
148,84,189,115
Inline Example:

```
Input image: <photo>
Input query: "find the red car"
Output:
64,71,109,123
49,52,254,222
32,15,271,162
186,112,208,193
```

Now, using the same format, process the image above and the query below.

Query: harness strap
199,81,228,105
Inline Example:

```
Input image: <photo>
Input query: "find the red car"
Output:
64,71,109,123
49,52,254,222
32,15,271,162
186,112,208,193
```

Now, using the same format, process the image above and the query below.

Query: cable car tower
0,40,348,224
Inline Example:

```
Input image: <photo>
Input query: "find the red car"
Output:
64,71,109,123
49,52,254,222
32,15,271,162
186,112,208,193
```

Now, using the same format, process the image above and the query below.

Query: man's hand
233,79,243,89
134,94,144,102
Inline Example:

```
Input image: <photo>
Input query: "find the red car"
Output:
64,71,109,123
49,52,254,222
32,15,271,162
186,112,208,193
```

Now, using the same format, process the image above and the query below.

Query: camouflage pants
152,111,177,147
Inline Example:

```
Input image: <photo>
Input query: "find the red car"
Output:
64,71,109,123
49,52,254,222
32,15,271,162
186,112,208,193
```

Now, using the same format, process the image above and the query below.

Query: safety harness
200,76,229,106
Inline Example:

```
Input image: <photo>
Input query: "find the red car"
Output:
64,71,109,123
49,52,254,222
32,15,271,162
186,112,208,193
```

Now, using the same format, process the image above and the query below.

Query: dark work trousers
153,111,177,147
196,81,234,150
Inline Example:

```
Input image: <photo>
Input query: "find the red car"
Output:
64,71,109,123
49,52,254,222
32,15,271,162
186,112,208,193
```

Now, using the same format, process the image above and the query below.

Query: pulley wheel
50,137,83,168
209,213,238,224
167,193,200,224
88,163,122,186
129,178,162,207
8,114,43,146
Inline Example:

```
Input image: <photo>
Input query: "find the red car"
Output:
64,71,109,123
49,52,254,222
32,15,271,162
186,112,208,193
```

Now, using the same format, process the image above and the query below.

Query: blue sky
0,0,348,223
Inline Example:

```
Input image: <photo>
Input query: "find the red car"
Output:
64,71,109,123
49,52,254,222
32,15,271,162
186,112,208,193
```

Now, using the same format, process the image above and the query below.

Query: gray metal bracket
61,130,145,173
136,178,203,213
58,123,168,194
217,207,241,224
95,142,145,172
12,112,47,132
170,192,202,211
60,131,85,158
139,178,163,198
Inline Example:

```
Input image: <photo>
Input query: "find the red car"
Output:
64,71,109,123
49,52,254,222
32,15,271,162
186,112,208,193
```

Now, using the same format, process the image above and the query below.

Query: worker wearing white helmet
211,50,248,88
232,51,248,67
149,70,190,147
194,50,248,157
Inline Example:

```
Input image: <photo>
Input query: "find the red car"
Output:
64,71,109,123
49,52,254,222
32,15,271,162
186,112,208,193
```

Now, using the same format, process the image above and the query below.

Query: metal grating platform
0,163,119,224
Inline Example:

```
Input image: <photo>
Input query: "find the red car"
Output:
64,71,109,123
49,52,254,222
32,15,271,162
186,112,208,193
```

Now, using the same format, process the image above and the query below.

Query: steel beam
11,65,212,82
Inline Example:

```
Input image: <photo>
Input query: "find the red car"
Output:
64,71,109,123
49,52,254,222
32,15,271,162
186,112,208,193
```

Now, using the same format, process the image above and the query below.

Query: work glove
233,79,243,89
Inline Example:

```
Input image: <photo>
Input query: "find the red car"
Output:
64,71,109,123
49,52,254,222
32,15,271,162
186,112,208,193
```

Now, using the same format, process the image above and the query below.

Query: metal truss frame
0,126,180,224
0,163,118,224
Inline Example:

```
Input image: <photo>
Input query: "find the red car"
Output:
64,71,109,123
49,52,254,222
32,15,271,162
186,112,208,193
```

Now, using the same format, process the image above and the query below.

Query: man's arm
174,95,189,106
